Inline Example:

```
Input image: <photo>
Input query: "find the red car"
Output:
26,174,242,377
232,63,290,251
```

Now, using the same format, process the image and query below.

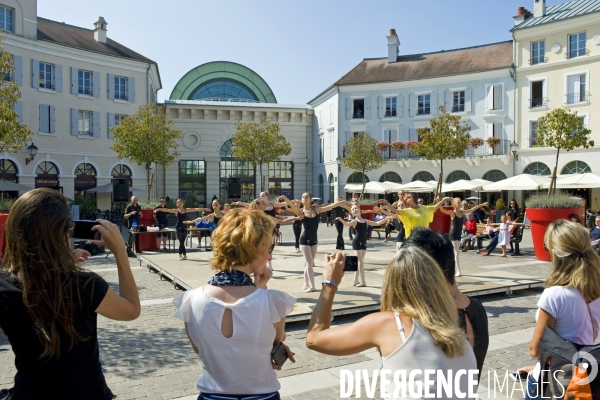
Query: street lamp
25,143,38,165
510,141,519,161
336,155,342,172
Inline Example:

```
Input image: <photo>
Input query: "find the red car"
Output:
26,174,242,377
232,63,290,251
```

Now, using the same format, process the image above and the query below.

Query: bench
372,225,396,239
465,224,492,250
510,225,525,255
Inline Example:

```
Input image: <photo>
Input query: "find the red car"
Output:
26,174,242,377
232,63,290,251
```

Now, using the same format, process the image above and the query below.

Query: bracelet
322,279,337,288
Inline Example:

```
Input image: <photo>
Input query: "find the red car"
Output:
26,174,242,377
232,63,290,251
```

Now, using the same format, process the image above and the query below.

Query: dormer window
0,6,14,33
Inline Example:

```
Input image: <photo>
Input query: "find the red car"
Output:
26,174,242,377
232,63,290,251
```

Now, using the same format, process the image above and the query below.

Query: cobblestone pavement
0,222,546,399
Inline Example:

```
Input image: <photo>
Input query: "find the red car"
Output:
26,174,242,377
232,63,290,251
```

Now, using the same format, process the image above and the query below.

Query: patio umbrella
399,180,436,193
342,183,363,193
85,183,144,193
482,174,550,191
0,179,32,192
382,181,404,191
441,179,487,193
542,173,600,189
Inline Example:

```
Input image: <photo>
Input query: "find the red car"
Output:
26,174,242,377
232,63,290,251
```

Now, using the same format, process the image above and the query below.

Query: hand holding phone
271,342,288,367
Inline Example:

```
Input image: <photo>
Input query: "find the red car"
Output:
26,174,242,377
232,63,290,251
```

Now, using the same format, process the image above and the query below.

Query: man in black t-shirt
154,197,169,251
125,196,142,253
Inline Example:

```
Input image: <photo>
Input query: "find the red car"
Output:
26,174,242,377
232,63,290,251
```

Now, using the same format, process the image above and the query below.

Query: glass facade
268,161,293,198
219,160,255,201
179,160,206,205
191,79,258,101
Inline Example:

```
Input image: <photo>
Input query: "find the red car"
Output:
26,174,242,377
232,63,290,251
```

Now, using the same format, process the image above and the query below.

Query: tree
0,38,34,154
231,118,291,192
535,107,594,196
111,103,182,201
411,106,471,198
342,132,385,196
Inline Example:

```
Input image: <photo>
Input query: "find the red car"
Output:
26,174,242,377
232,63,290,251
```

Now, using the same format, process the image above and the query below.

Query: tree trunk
434,159,443,200
361,171,366,198
259,164,264,192
146,163,150,202
547,148,560,196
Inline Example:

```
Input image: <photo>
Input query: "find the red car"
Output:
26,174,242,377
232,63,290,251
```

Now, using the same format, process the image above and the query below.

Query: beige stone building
1,0,160,209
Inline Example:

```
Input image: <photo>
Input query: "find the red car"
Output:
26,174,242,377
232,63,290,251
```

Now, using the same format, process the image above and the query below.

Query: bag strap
586,301,598,339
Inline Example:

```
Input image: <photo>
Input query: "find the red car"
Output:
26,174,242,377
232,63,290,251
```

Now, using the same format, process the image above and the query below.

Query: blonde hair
210,208,275,271
545,219,600,301
249,199,263,210
381,246,467,358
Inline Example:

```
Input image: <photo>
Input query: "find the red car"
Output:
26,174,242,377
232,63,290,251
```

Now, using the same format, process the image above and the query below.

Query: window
385,97,397,117
39,105,53,134
530,81,546,108
78,110,92,136
452,91,465,112
352,99,364,119
0,6,14,32
180,160,206,205
531,40,545,65
487,84,503,110
78,70,92,95
269,161,293,197
568,32,586,59
566,74,587,104
328,132,334,161
329,102,334,124
115,114,127,126
39,62,53,90
114,76,127,100
524,162,551,176
319,136,324,163
530,121,541,147
417,94,430,115
445,170,470,183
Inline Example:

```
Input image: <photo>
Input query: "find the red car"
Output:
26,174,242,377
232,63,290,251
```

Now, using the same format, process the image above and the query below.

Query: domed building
161,61,312,205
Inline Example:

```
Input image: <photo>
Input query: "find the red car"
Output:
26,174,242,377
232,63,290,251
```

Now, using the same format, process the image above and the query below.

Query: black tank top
264,206,277,218
176,210,188,230
449,213,465,240
213,214,222,227
299,208,319,245
353,220,368,244
334,206,346,218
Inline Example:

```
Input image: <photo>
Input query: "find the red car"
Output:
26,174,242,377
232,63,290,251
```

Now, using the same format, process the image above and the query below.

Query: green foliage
71,195,96,215
138,201,159,209
184,192,200,208
535,107,594,195
495,198,505,210
411,106,471,197
232,118,291,191
111,103,182,201
342,132,385,195
0,197,14,211
165,196,174,208
525,194,584,209
0,37,34,154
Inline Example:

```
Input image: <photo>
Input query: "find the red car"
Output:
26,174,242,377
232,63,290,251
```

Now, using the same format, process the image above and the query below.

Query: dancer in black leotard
332,196,350,250
439,198,488,277
280,193,345,292
185,199,225,249
155,199,209,260
336,204,389,286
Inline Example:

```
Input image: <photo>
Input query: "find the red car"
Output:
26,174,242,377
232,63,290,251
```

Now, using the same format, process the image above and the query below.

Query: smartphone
72,221,100,240
509,371,529,381
343,255,359,272
271,342,288,367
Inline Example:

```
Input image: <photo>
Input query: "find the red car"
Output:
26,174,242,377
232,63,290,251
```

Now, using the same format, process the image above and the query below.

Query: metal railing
464,139,510,157
530,56,546,65
451,104,465,113
565,92,589,104
529,97,548,108
78,130,93,136
115,92,128,101
567,48,586,59
79,87,92,96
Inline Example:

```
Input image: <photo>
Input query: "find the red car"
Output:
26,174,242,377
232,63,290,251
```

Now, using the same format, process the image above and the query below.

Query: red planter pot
0,213,8,259
429,207,453,235
138,209,158,251
359,204,375,221
527,207,583,261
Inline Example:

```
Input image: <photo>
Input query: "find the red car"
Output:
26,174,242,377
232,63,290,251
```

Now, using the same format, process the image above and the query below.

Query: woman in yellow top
377,191,452,238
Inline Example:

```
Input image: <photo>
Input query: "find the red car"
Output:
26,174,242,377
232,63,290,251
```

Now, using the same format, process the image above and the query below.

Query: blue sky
38,0,566,104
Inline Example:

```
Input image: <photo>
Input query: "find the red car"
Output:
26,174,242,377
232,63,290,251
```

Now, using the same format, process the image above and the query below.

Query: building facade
310,31,516,204
512,0,600,203
0,0,160,209
160,62,312,206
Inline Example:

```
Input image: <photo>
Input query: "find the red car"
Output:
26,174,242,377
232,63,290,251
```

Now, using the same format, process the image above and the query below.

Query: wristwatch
322,279,337,288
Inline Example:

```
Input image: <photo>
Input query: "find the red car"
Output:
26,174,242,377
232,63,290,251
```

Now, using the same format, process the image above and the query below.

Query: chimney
387,29,400,64
93,16,107,43
533,0,546,18
514,7,526,26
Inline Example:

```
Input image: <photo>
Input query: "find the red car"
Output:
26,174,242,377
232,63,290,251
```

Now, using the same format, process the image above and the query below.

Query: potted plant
136,200,161,252
405,141,419,153
486,137,501,149
469,137,483,148
375,141,390,152
390,141,405,152
71,195,97,219
525,194,584,261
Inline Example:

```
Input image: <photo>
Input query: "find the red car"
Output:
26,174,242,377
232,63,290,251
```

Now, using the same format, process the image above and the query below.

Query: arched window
111,164,132,186
524,162,551,176
328,173,335,202
379,171,402,183
191,79,258,102
482,169,507,182
412,171,435,182
220,139,235,157
318,174,324,201
561,161,591,174
445,170,470,183
0,159,18,182
35,161,60,190
74,163,97,191
346,172,369,184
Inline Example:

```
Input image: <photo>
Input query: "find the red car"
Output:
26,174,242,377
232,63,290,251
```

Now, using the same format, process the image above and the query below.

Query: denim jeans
524,374,541,400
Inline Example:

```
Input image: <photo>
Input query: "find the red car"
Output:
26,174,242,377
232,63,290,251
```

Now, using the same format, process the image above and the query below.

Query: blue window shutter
50,106,55,134
31,59,39,88
54,64,63,92
127,77,135,102
14,101,22,122
465,88,472,112
364,97,371,119
430,91,438,115
13,55,22,85
107,74,114,99
70,67,78,95
70,108,78,136
93,111,100,137
345,98,352,120
39,104,49,133
409,93,416,117
93,71,100,98
377,96,384,118
107,113,115,138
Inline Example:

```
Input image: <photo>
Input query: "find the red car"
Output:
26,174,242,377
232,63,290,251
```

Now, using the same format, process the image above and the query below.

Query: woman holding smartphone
174,208,296,399
335,204,389,287
0,188,141,400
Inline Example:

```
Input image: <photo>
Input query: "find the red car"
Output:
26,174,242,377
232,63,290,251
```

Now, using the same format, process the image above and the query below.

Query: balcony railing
529,56,546,65
382,139,511,160
451,104,465,113
79,87,92,96
567,48,587,59
529,97,548,108
565,92,589,104
78,130,93,136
